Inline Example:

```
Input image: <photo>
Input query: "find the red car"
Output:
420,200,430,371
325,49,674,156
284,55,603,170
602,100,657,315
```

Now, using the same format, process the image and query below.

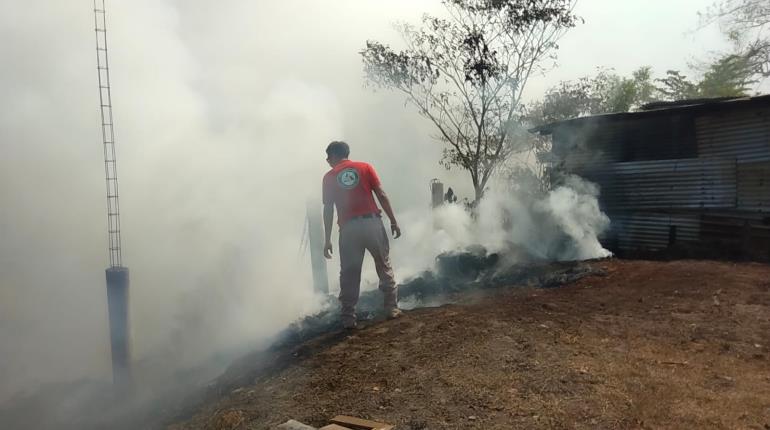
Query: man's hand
391,223,402,239
373,185,401,240
323,241,333,259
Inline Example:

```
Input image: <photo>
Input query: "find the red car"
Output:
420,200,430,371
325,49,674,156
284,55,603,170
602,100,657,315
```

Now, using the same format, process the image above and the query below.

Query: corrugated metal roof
533,94,770,135
639,97,740,111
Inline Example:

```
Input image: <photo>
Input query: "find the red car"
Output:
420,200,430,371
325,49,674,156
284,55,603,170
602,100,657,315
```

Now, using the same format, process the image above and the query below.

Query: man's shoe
386,308,403,320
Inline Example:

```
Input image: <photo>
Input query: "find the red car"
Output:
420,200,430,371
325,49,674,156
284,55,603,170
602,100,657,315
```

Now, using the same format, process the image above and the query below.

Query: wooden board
329,415,394,430
319,425,354,430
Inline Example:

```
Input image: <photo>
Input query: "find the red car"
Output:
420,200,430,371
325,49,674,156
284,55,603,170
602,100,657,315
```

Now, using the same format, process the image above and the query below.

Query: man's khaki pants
338,216,397,324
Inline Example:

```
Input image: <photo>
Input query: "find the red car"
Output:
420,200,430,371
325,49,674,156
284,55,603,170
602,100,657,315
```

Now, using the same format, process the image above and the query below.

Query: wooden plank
319,425,353,430
329,415,394,430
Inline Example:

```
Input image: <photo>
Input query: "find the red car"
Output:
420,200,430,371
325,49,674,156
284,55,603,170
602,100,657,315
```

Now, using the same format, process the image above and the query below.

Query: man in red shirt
322,141,402,329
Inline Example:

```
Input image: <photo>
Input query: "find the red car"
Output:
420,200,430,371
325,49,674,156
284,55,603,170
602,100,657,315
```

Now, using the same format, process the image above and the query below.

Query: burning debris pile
275,246,605,348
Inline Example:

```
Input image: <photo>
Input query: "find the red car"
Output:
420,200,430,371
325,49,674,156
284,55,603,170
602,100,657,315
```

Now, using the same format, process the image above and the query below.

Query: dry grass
172,260,770,430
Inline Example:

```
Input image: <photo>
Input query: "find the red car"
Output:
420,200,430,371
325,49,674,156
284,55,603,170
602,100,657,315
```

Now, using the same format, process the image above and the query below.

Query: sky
0,0,741,405
534,0,731,92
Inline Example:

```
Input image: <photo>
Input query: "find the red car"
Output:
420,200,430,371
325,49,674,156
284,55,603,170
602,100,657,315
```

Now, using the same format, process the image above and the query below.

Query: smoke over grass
0,1,608,428
0,0,451,406
388,175,611,283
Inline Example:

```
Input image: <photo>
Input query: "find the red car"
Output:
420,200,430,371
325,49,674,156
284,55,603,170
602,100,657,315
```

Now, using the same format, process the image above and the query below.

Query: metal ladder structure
94,0,131,387
94,0,122,268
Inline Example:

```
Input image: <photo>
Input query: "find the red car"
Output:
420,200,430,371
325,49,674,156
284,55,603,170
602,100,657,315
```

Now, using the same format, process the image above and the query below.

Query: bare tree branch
361,0,579,200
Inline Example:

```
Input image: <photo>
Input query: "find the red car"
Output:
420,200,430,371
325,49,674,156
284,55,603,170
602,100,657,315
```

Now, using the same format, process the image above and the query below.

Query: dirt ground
172,259,770,430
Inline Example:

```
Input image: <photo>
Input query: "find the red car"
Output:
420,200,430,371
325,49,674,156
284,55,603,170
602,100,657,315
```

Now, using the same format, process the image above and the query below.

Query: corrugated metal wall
550,102,770,258
555,114,696,170
737,161,770,211
696,109,770,162
581,158,736,211
610,212,700,251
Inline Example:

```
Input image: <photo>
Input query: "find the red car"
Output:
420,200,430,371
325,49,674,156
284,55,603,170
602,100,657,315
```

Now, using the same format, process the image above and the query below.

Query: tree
527,66,656,125
530,54,757,128
702,0,770,78
657,53,758,99
527,77,593,125
655,70,700,100
698,52,759,96
360,0,580,201
591,67,655,113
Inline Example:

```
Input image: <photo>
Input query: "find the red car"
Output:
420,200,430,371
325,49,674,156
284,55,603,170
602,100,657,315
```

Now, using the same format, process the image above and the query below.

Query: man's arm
323,203,334,258
373,185,401,239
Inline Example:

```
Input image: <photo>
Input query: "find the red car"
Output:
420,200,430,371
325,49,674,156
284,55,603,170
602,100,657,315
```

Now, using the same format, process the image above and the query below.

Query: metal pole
306,200,329,295
430,179,444,209
106,267,131,386
95,0,132,387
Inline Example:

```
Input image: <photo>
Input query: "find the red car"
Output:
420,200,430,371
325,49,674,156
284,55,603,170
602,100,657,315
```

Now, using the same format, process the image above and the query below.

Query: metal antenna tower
94,0,122,267
94,0,131,388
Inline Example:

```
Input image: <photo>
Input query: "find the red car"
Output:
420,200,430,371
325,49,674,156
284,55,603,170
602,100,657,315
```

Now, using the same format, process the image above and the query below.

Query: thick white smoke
0,0,455,404
537,175,612,260
387,175,611,284
0,0,608,415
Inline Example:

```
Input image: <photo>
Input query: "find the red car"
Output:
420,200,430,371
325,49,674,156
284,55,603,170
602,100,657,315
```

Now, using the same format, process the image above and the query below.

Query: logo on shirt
336,168,360,189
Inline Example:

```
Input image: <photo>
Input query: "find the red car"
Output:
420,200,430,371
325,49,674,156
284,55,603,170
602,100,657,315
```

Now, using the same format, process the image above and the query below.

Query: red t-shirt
323,160,382,225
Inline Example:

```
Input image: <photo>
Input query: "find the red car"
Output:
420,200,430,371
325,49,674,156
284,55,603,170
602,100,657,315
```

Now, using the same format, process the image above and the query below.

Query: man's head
325,141,350,167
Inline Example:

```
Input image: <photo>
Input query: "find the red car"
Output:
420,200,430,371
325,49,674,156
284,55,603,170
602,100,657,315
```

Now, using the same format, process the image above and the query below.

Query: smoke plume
0,2,608,428
387,175,611,284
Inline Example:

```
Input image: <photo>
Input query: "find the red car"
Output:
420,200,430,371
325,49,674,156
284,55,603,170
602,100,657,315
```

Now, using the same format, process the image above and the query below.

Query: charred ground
172,259,770,429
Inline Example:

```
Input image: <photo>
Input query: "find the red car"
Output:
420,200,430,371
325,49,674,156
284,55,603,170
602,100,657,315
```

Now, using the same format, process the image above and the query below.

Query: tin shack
533,95,770,259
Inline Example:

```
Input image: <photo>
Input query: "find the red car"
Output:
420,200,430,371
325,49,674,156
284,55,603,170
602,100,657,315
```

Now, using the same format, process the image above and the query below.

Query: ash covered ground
275,246,603,349
0,247,601,430
176,259,770,430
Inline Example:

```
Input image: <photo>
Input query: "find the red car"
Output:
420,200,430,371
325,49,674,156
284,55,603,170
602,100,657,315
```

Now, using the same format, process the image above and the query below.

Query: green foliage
703,0,770,78
527,66,656,125
657,52,758,99
698,53,759,96
361,0,579,200
529,78,593,125
528,0,770,127
593,67,656,113
530,49,761,127
655,70,700,100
